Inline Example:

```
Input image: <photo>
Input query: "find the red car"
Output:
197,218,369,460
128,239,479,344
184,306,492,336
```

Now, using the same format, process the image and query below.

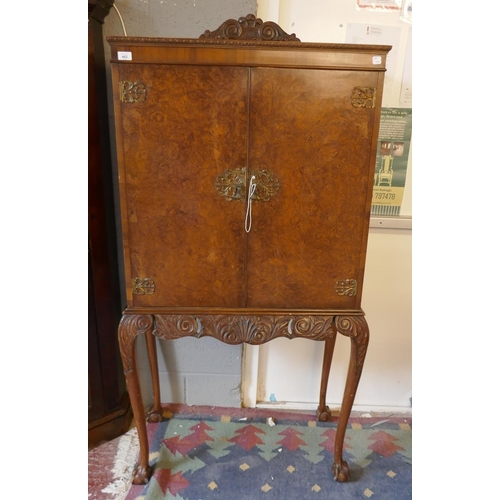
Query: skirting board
241,345,412,415
254,401,412,416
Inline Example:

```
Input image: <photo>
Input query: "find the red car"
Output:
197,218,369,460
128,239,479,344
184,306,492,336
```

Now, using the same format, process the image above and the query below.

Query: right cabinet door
246,67,379,309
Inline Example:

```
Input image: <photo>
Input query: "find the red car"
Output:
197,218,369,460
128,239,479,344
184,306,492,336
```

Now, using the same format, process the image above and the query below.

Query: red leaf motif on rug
368,431,404,457
154,469,189,496
163,435,197,456
277,428,306,451
319,429,352,453
188,422,215,445
229,425,266,450
163,422,215,456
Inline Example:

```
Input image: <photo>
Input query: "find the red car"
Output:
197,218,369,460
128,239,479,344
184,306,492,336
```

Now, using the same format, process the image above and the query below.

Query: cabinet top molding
107,36,392,53
107,42,390,72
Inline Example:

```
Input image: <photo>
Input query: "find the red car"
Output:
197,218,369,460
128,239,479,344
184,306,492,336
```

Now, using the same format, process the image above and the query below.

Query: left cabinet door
113,64,249,308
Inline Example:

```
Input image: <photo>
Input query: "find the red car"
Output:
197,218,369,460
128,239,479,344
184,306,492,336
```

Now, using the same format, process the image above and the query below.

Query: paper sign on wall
371,108,412,216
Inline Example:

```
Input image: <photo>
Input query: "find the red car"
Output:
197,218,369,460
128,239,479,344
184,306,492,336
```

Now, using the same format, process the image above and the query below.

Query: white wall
242,0,412,411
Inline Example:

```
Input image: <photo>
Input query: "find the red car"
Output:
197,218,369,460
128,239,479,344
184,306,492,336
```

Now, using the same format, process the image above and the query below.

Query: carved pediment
200,14,300,42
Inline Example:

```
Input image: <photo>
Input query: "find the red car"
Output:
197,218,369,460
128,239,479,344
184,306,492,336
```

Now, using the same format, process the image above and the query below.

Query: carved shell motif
153,314,336,345
200,14,300,42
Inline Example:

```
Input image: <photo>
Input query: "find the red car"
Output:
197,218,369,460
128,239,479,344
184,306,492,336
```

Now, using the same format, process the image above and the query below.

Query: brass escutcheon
214,167,247,201
251,169,279,201
215,168,279,201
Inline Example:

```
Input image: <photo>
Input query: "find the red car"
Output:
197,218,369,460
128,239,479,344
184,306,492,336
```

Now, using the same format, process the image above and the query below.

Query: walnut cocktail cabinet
108,14,390,485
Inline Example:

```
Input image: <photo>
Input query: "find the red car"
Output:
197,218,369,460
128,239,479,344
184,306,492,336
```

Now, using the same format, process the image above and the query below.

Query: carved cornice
200,14,300,42
118,314,154,373
107,36,391,53
154,314,336,345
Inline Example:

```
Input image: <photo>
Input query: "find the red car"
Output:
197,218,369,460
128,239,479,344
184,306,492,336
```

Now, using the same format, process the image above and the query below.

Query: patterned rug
123,405,411,500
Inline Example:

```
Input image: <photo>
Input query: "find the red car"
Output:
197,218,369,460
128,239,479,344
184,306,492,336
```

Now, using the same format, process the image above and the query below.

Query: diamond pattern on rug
124,407,411,500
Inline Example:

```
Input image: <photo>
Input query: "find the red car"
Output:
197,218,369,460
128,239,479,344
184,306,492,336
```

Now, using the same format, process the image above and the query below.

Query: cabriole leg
118,314,154,484
331,315,369,482
316,332,338,422
145,324,163,423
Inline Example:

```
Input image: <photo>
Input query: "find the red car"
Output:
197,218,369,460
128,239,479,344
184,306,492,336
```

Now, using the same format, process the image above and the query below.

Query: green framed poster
371,108,412,216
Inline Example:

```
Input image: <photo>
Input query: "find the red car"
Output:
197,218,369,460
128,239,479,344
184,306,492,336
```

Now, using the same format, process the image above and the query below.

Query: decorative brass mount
132,277,155,295
215,168,279,202
120,81,147,103
334,279,358,296
351,87,376,109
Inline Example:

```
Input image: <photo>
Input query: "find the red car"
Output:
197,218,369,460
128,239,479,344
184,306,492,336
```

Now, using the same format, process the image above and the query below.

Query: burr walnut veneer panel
247,67,378,309
117,64,249,308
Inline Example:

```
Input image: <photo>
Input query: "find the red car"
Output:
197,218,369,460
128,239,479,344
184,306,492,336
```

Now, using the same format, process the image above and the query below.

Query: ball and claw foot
316,405,332,422
147,408,163,423
132,464,152,485
332,460,350,482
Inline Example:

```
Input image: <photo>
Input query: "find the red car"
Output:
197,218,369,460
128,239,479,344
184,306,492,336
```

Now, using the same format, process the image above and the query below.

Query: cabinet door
116,64,249,308
246,67,379,309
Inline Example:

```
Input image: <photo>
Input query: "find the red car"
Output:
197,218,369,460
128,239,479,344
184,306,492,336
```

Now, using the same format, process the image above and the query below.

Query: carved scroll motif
119,81,147,103
153,315,336,345
118,314,154,373
200,14,300,42
351,87,376,109
334,316,369,373
154,315,200,340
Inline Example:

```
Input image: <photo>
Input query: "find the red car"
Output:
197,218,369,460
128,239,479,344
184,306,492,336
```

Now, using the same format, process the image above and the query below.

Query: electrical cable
112,3,128,36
